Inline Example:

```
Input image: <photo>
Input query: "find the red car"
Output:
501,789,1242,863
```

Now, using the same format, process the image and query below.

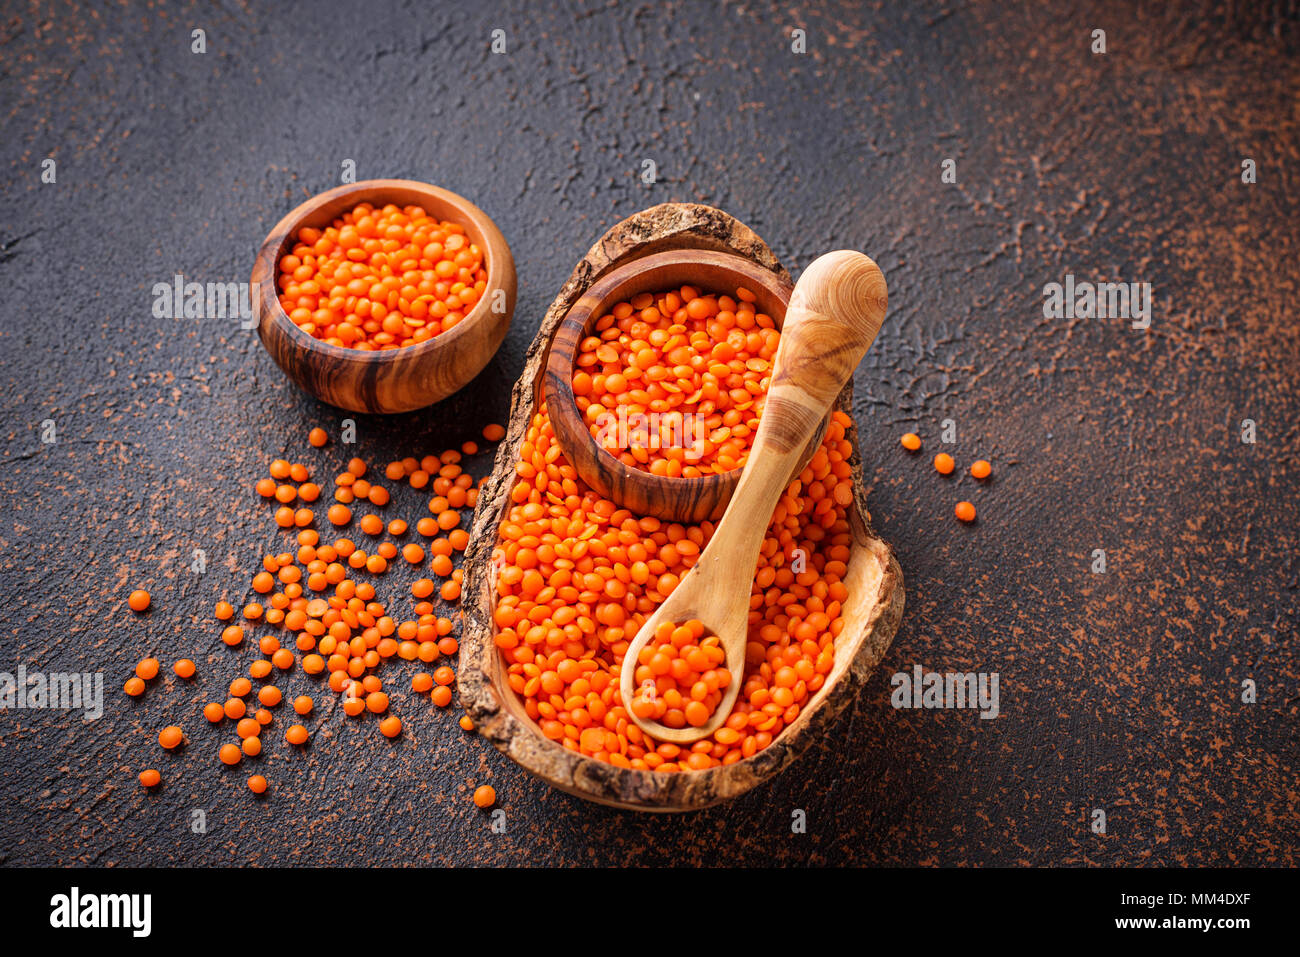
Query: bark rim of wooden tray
460,202,904,812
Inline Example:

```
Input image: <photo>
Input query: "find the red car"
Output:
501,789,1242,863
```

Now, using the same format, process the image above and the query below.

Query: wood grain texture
761,251,889,452
460,204,905,810
621,251,891,744
252,179,517,413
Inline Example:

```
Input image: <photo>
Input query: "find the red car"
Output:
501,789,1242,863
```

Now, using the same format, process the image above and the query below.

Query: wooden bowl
460,202,905,812
251,179,516,413
543,249,832,523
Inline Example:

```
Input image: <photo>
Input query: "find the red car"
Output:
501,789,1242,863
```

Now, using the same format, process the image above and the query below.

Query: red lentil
630,619,730,729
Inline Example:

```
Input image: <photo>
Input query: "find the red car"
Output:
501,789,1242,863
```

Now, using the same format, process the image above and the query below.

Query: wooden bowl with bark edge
542,248,832,523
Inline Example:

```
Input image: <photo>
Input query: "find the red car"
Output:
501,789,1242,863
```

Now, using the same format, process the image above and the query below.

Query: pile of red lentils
277,202,487,350
573,283,778,476
491,401,857,772
126,422,506,808
629,618,731,729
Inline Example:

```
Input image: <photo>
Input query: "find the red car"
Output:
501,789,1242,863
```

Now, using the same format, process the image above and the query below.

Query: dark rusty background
1,0,1296,867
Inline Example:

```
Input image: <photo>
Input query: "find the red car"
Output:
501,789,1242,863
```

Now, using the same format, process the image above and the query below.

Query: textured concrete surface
0,0,1296,866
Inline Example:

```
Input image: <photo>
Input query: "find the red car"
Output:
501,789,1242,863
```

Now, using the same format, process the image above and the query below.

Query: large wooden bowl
460,203,905,812
251,179,516,413
542,249,830,523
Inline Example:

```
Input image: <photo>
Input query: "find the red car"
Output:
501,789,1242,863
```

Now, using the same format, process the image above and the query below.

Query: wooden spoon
619,250,889,745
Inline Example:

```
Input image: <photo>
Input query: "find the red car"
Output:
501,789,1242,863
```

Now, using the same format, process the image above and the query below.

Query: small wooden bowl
251,179,516,413
542,249,827,523
461,202,905,812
